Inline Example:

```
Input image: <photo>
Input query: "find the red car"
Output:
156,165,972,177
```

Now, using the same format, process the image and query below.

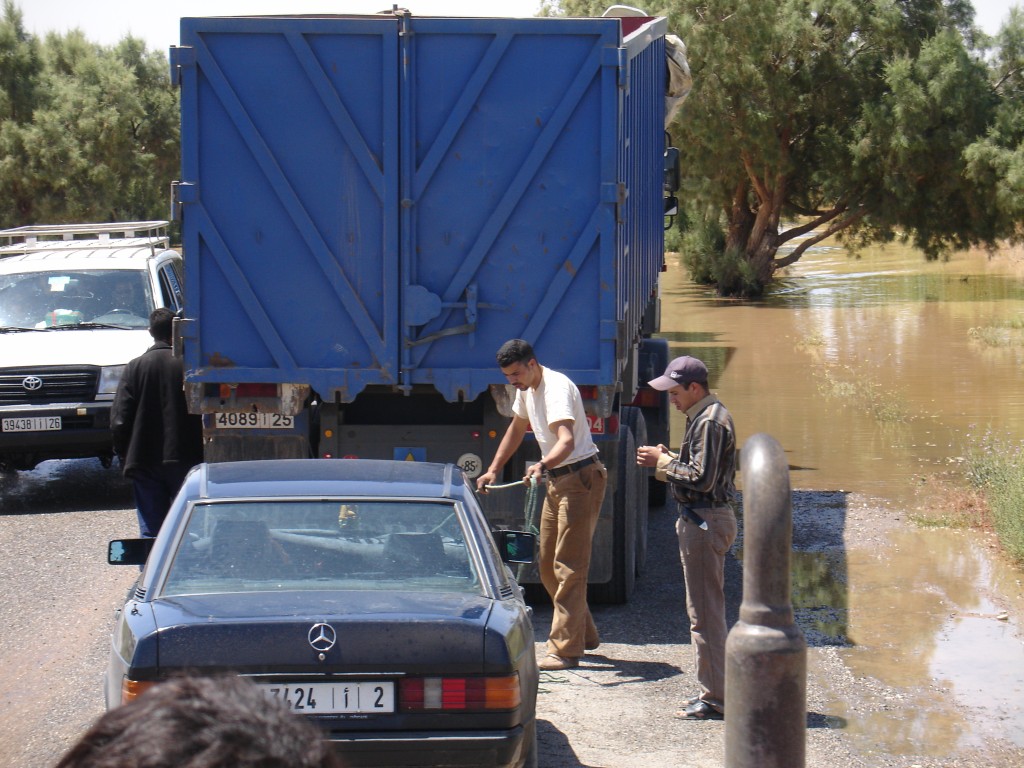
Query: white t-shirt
512,366,598,468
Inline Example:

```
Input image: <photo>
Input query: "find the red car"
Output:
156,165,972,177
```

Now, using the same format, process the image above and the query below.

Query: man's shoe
539,654,579,671
673,700,723,720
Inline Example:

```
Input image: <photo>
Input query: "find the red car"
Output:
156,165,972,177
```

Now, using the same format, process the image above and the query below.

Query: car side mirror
495,530,536,565
108,538,154,566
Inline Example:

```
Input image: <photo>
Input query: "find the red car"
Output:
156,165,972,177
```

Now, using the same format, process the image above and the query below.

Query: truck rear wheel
588,422,637,604
621,406,649,576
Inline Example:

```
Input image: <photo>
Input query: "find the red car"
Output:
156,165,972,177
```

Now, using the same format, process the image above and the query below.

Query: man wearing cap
636,355,737,720
477,338,607,671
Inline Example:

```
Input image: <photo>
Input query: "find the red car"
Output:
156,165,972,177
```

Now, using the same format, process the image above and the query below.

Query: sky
18,0,1017,55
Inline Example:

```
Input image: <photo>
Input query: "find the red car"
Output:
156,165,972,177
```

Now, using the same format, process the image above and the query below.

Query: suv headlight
98,365,126,394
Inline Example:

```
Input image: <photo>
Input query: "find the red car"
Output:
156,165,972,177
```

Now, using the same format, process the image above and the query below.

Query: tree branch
773,208,867,269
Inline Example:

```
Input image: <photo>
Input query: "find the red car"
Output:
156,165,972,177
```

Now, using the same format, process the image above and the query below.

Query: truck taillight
629,387,662,408
235,383,278,398
578,385,598,400
399,675,520,711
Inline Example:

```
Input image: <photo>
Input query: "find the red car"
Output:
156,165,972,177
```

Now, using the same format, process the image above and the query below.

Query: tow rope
484,476,542,580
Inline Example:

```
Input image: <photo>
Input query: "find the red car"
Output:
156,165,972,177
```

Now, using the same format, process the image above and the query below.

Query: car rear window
160,499,482,597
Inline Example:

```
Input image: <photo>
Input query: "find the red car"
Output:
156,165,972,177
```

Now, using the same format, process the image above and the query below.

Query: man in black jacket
111,308,203,538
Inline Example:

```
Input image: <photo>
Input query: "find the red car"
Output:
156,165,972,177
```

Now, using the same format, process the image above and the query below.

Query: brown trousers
539,461,607,658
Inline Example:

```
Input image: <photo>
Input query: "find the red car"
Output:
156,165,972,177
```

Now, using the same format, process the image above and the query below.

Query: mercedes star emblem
308,623,337,653
21,376,43,392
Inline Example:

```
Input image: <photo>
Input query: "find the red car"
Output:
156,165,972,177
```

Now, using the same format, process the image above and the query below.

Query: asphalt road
1,459,1020,768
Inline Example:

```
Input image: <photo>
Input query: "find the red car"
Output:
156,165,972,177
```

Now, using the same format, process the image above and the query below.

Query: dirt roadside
529,492,1024,768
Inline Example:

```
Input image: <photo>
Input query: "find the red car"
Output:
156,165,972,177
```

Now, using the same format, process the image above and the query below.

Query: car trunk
151,590,501,674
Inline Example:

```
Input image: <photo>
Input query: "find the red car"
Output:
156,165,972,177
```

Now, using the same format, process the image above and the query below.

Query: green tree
549,0,1017,296
0,1,178,227
963,8,1024,235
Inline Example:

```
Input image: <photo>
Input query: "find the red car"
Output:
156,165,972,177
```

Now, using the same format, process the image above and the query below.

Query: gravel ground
530,492,1024,768
1,462,1021,767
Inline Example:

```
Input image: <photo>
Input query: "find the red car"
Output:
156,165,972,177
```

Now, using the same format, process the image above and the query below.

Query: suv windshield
0,270,154,329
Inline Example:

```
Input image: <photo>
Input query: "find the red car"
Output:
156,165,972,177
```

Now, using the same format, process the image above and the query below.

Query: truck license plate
260,682,394,714
213,413,294,429
2,416,62,432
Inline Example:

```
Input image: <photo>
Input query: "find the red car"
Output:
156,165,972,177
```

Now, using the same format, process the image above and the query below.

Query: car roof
191,459,471,501
0,221,177,273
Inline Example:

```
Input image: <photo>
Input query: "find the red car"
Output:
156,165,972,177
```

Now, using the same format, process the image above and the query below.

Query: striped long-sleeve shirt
655,394,736,506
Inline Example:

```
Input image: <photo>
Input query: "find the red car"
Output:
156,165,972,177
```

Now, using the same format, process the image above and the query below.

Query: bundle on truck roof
172,8,683,603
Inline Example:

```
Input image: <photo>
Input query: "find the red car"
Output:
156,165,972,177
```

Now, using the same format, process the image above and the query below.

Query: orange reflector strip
121,678,157,705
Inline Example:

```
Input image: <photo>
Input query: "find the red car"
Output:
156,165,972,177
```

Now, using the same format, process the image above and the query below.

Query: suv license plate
260,682,395,714
213,413,294,429
2,416,62,432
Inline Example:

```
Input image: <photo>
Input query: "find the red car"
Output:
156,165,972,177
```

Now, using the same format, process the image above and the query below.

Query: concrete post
725,433,806,768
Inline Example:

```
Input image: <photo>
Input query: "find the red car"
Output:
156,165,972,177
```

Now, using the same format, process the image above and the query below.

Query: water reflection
661,242,1024,756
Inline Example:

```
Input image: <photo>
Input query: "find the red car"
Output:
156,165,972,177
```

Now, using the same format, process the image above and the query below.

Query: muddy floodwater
658,241,1024,757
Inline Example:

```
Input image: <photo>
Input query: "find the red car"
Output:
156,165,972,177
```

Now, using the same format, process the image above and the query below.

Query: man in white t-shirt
477,339,607,670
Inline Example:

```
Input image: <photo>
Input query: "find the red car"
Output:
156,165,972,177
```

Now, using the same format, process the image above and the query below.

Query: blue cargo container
172,10,675,603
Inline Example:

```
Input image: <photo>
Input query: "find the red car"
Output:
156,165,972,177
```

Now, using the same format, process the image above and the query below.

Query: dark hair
496,338,535,368
149,307,175,342
55,675,344,768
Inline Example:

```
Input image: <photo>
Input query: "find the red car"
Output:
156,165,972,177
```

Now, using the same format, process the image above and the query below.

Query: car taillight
399,674,520,711
121,678,157,705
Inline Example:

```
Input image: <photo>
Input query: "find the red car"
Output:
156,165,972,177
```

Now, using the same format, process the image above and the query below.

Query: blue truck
171,10,677,603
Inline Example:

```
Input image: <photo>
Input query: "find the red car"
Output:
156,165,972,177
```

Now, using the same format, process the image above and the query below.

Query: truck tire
638,337,670,509
588,423,637,604
621,406,650,576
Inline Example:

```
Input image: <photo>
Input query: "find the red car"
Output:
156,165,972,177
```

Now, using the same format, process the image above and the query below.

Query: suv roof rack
0,221,170,254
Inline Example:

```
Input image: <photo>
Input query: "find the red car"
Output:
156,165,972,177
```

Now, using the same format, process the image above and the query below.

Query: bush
965,432,1024,565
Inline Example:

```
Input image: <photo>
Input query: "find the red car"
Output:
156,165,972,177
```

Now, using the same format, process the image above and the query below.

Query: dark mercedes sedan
105,459,539,768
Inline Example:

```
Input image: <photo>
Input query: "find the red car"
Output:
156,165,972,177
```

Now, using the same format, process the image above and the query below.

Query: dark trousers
131,464,192,538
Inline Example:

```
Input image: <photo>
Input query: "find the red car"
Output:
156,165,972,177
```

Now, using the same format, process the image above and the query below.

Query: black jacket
110,341,203,476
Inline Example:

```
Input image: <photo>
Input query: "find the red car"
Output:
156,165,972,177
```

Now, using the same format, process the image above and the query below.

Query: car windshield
160,499,482,597
0,270,153,329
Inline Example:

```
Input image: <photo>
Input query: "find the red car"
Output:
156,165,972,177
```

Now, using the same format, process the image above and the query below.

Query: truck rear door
174,15,637,404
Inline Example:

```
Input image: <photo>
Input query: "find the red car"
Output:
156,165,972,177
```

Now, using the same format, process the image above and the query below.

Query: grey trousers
676,505,737,713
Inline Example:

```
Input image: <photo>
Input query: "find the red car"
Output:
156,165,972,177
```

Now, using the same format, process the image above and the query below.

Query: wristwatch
538,460,547,472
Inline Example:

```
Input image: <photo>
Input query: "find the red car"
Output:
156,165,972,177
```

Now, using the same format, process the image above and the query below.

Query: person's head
55,675,344,768
648,355,709,413
112,280,136,307
149,307,175,343
496,338,541,391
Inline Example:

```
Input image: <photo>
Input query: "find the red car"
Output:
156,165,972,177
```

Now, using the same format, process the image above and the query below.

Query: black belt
547,455,598,478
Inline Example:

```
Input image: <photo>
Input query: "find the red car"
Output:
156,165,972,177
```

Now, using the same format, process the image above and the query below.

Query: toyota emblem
21,376,43,392
308,623,336,653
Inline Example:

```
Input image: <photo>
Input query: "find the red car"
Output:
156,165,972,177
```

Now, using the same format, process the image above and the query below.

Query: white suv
0,222,183,471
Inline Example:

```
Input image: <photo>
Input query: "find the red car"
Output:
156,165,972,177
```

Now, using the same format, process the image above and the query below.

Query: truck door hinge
602,182,628,223
170,181,197,221
169,46,195,87
603,46,629,91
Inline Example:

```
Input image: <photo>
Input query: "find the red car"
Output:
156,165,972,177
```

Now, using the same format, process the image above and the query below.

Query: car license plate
2,416,61,432
213,412,294,429
260,682,395,714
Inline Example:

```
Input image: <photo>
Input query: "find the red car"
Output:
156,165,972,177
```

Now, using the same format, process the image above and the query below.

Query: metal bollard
725,433,806,768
